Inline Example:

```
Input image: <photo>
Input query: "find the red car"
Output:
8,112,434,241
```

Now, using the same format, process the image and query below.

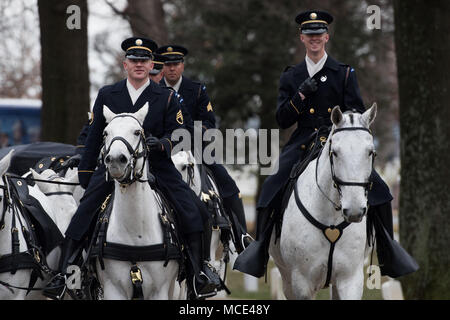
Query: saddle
0,175,64,292
9,176,65,255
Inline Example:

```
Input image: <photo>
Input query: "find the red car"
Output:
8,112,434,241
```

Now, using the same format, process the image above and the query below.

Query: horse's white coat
171,151,238,281
269,104,377,300
99,104,178,300
0,152,78,299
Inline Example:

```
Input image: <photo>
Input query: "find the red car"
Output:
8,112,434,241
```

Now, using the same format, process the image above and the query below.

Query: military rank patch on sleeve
207,102,213,112
176,110,184,124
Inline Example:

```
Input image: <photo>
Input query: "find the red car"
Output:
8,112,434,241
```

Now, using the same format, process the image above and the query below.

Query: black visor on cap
149,69,161,75
126,48,152,60
301,26,328,34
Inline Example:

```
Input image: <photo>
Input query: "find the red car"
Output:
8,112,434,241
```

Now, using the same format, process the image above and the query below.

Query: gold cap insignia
135,39,143,46
206,102,213,112
176,110,184,124
310,12,317,20
167,47,173,52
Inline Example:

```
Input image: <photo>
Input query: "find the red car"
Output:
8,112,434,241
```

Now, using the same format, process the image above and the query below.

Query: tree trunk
394,0,450,299
38,0,90,144
125,0,168,46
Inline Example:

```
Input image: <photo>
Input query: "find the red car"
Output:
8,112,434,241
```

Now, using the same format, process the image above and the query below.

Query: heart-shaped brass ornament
324,227,340,243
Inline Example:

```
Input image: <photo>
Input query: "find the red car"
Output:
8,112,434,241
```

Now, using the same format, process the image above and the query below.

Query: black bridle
316,126,376,211
101,114,148,186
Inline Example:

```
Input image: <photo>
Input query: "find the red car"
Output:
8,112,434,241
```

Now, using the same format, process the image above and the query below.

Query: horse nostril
343,208,349,217
119,154,127,164
105,155,111,164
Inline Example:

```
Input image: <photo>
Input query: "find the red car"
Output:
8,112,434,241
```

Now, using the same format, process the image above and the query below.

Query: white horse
96,103,179,299
25,168,78,299
171,151,236,280
269,104,377,300
0,152,78,299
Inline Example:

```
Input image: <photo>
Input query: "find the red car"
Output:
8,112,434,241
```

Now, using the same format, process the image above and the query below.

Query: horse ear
361,102,377,127
331,106,343,125
134,102,149,125
65,168,79,184
29,168,43,181
0,149,14,176
103,105,116,124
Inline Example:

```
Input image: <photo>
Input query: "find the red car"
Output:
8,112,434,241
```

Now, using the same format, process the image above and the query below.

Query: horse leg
210,230,221,271
330,284,340,300
290,269,314,300
278,269,293,300
149,283,171,300
101,279,128,300
172,280,187,300
334,272,364,300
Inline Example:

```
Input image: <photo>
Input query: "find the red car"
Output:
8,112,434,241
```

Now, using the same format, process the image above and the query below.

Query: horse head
102,103,148,184
29,168,78,195
329,103,377,223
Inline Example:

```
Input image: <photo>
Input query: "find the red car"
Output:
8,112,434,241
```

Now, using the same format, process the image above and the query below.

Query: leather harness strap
294,181,350,288
87,187,183,300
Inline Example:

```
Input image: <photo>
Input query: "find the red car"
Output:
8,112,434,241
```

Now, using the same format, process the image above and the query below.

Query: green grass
222,259,384,300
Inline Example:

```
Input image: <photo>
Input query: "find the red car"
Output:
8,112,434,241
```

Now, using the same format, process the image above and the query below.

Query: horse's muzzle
105,153,131,180
342,207,366,223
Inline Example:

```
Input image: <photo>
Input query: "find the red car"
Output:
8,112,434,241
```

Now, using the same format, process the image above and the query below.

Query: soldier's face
300,33,329,54
150,70,164,83
163,62,184,85
123,58,153,82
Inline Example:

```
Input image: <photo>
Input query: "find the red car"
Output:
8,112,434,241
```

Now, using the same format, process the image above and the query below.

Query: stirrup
242,233,254,249
43,274,67,300
192,271,218,299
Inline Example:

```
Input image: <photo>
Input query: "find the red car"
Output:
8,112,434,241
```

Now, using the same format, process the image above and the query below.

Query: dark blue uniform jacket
258,56,392,210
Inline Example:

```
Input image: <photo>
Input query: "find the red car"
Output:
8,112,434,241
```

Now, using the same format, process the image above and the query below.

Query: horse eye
134,130,141,136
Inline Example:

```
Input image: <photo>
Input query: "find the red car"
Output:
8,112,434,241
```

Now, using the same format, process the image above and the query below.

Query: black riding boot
233,206,274,277
185,232,221,300
43,237,80,300
368,202,418,278
223,194,254,254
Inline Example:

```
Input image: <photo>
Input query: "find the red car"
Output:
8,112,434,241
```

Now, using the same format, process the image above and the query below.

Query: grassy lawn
221,259,384,300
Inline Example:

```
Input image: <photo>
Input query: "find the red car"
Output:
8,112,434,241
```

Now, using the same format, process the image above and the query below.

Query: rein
5,173,80,186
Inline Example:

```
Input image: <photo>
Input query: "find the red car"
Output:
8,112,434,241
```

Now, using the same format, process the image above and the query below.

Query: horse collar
293,181,350,288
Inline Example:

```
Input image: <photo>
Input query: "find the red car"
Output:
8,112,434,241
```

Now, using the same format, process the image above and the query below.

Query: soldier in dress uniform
234,10,418,278
44,37,222,300
155,45,253,253
149,53,166,83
